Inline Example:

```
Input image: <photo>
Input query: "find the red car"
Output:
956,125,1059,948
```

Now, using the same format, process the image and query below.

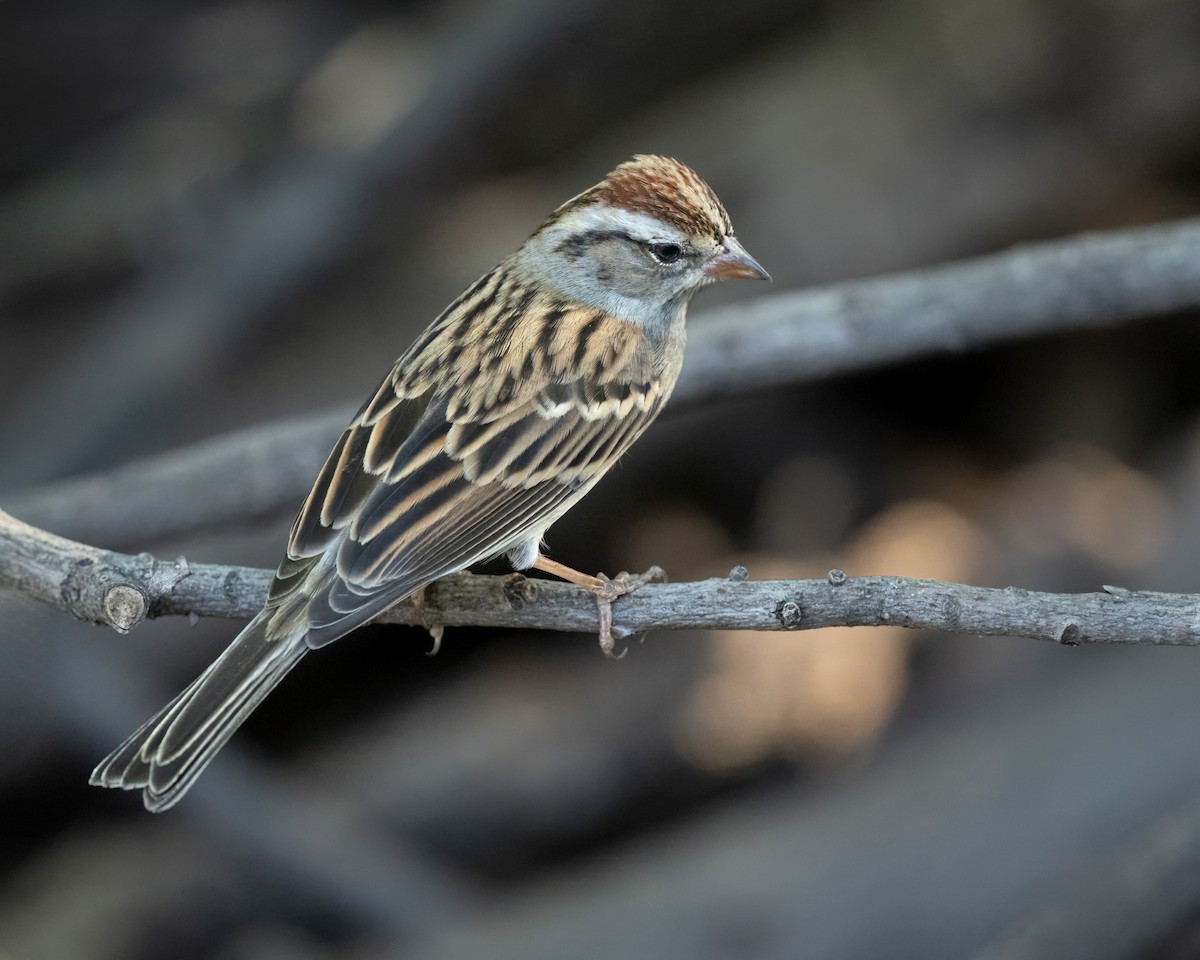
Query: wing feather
267,271,671,653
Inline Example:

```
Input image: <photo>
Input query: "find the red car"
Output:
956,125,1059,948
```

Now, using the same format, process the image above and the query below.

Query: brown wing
268,274,669,649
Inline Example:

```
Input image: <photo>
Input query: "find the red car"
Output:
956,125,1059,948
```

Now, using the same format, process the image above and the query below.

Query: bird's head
518,155,768,332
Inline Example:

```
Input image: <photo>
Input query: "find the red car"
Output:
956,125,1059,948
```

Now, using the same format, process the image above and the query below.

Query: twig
0,508,193,635
11,217,1200,546
4,509,1199,646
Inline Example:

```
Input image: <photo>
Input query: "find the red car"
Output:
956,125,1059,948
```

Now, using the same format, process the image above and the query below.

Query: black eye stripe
555,229,619,259
554,229,686,267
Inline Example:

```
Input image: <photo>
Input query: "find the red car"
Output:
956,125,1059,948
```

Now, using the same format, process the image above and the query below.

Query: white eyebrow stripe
562,204,688,244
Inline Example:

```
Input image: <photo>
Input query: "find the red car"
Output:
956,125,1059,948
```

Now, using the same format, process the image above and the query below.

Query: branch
0,509,192,634
8,407,354,549
11,217,1200,546
4,509,1198,646
676,216,1200,403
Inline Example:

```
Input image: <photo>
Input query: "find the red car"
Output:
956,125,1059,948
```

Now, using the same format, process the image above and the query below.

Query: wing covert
271,278,670,649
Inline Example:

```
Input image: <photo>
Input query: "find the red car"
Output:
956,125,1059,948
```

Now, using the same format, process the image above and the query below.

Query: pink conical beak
704,237,770,281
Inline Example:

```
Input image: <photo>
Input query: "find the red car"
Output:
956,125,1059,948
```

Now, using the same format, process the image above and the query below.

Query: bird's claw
592,565,667,659
410,585,445,656
425,624,445,656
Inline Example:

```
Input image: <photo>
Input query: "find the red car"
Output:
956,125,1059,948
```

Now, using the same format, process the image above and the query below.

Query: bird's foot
528,554,667,659
590,565,668,660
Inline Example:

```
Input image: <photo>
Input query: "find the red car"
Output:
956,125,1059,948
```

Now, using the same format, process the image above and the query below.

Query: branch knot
775,599,803,630
58,553,191,633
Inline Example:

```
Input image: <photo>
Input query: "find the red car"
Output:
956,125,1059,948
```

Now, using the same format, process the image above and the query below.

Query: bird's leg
531,554,667,659
409,585,444,656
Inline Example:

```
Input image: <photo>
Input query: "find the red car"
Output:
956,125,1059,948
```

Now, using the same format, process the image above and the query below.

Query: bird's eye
647,242,683,265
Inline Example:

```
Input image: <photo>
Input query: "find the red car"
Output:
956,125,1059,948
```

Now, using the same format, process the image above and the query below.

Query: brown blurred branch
4,507,1198,646
12,217,1200,548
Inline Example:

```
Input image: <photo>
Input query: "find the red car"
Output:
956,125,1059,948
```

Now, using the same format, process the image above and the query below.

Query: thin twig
4,509,1198,646
11,217,1200,547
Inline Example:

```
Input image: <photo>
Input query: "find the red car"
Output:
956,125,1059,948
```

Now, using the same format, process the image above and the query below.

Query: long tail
89,611,308,812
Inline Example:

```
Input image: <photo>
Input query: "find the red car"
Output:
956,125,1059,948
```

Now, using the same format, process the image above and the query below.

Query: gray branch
4,509,1198,647
11,217,1200,547
677,216,1200,403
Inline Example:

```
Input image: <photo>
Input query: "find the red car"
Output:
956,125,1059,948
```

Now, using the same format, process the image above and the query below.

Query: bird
90,155,769,811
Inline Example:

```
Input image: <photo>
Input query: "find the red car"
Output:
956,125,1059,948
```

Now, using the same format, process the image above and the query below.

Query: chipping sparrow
91,155,768,811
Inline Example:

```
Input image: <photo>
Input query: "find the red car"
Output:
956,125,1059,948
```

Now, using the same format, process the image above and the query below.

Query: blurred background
4,0,1200,957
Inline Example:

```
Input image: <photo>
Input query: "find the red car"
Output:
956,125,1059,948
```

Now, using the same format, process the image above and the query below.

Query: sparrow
90,155,768,811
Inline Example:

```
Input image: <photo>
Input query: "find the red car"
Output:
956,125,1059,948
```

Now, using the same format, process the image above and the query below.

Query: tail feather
90,611,308,812
92,555,429,811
